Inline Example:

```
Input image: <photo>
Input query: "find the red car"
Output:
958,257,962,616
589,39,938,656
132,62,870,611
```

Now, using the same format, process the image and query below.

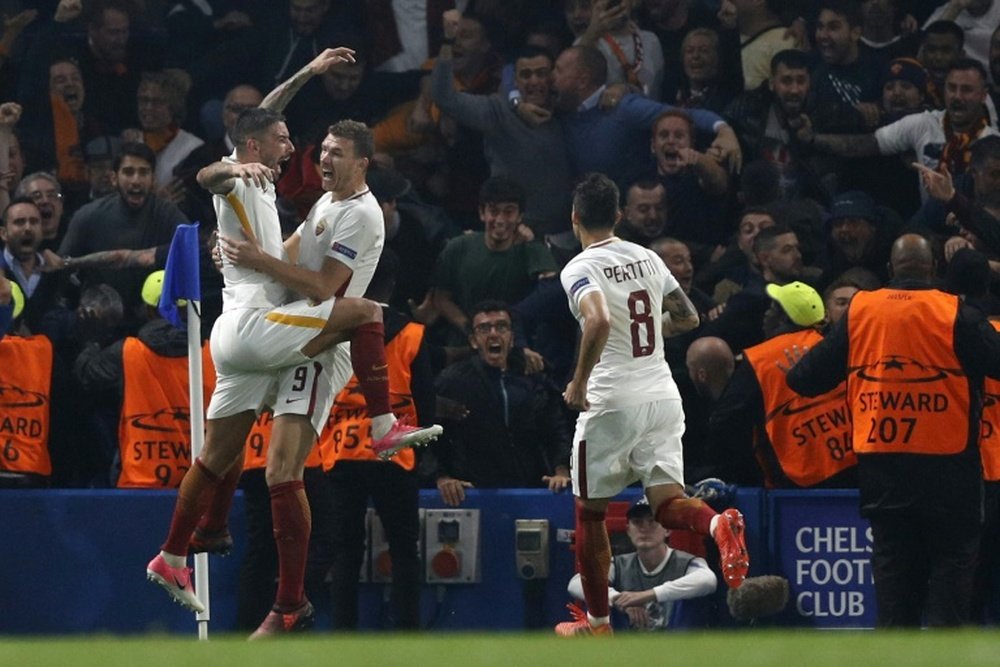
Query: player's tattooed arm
260,47,356,113
197,160,274,194
661,286,700,337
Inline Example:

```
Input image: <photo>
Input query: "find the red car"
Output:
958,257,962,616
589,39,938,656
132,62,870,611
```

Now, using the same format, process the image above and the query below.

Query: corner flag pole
159,222,210,639
187,298,210,640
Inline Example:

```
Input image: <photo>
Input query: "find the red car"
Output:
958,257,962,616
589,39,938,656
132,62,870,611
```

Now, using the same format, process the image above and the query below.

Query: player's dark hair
230,107,285,147
328,119,374,160
573,173,619,232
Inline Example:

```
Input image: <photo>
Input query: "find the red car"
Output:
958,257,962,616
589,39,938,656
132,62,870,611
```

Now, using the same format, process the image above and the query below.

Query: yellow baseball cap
9,281,24,320
766,281,825,327
141,270,187,308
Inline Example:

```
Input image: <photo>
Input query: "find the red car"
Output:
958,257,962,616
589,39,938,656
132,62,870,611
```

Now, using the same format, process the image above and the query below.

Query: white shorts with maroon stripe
207,301,353,434
570,398,685,500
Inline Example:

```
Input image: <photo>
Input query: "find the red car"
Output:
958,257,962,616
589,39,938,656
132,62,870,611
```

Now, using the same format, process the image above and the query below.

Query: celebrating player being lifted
145,47,441,639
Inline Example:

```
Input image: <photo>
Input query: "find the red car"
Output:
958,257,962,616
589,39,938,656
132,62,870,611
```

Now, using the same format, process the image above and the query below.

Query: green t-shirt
431,233,557,312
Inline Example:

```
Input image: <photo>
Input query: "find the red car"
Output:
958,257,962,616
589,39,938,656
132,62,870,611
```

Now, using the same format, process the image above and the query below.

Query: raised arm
430,51,503,132
260,47,356,113
661,285,700,336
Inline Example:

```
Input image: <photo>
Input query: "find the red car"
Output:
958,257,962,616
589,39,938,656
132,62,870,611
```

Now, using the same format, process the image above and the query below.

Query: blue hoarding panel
767,490,875,628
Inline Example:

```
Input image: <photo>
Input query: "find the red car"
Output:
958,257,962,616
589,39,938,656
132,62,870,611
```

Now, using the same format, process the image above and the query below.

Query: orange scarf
51,94,86,184
940,112,988,176
602,24,644,88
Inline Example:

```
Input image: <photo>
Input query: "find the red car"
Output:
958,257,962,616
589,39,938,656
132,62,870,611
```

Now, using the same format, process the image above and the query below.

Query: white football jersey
214,155,290,311
560,237,681,409
294,188,384,298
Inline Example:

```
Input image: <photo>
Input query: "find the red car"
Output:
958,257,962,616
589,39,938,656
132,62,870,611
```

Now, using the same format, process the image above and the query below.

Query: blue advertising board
767,490,875,628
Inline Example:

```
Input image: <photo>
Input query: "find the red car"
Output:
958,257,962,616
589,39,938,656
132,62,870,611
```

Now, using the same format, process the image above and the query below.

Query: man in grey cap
566,498,716,631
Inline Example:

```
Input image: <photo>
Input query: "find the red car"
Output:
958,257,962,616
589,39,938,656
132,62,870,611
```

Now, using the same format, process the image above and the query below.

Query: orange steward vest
243,408,323,471
981,321,1000,481
319,321,424,471
0,335,53,476
846,289,969,455
744,328,856,487
118,338,215,488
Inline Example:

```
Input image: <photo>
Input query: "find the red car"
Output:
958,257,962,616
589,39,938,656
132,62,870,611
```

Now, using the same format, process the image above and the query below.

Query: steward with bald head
786,232,1000,628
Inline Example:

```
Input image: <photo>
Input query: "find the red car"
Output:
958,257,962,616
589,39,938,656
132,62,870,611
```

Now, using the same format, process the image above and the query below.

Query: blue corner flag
159,222,201,328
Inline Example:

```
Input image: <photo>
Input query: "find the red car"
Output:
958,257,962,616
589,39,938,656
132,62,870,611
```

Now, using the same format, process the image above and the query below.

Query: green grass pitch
2,630,999,667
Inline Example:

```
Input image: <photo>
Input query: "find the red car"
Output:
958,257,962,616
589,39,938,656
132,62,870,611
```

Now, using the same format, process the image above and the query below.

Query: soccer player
146,51,441,637
555,173,749,636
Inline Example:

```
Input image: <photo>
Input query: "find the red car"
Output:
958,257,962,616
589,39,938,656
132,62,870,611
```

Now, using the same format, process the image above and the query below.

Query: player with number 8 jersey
560,230,681,411
554,174,748,637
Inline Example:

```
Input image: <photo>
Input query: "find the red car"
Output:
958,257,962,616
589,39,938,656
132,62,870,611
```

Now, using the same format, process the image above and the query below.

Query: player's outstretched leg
653,495,749,589
347,309,443,458
370,419,443,459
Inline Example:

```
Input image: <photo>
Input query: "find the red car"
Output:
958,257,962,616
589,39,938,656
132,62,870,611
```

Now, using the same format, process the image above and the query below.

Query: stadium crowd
2,0,1000,630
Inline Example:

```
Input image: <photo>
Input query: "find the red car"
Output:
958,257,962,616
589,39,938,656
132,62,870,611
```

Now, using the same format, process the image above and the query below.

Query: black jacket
427,356,572,488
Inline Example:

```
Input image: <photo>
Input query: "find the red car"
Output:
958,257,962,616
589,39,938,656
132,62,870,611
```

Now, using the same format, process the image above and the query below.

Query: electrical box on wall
424,509,480,584
515,519,550,579
369,508,425,583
